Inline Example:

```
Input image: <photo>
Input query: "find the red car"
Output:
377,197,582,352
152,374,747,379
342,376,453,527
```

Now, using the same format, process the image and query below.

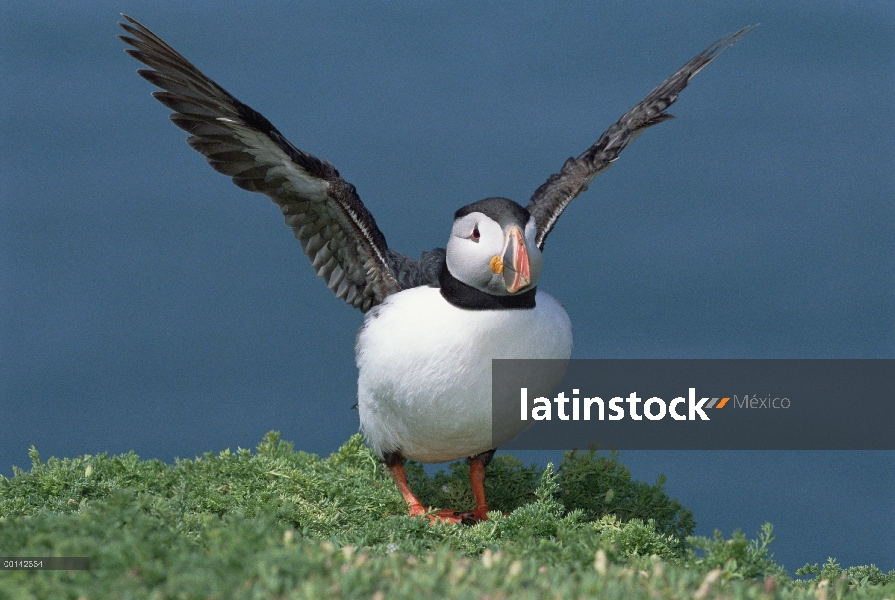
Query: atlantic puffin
119,16,753,523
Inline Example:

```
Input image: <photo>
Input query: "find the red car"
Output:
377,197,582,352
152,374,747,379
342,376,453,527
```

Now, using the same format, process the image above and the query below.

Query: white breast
355,286,572,463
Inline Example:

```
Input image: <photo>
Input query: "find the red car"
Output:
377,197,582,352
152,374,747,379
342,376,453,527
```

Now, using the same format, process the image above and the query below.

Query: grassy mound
1,432,891,598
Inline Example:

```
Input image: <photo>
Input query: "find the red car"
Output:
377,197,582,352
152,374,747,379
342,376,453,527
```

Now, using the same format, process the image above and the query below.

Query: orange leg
387,462,427,517
469,458,490,521
387,462,468,524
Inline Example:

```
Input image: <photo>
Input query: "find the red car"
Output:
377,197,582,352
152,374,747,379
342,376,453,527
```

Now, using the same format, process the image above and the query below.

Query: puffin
119,16,753,523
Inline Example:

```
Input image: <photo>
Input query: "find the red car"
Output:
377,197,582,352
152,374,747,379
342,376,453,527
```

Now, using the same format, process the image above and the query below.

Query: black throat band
439,267,537,310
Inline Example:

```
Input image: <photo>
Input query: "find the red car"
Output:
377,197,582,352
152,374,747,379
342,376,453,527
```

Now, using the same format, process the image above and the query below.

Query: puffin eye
470,226,480,242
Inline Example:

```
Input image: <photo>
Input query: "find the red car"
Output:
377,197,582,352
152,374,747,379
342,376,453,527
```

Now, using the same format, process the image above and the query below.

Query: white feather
356,286,572,463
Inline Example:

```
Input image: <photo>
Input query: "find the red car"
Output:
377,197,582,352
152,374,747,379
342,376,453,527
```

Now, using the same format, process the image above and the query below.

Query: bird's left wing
119,15,401,312
527,26,755,250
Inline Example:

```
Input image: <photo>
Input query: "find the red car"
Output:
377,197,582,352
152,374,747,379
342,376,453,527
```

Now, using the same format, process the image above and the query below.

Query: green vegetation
0,432,891,598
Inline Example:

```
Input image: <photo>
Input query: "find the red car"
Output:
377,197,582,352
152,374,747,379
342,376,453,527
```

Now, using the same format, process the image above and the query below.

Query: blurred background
1,2,892,573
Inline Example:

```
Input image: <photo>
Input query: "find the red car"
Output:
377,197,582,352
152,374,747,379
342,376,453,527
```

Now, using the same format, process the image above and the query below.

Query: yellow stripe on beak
501,225,531,293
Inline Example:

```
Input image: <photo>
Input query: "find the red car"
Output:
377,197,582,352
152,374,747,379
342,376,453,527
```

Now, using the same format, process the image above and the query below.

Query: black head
442,197,542,309
454,197,531,229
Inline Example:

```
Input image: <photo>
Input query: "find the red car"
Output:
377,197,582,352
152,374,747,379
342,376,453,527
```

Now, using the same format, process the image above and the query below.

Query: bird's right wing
527,26,755,250
119,15,401,312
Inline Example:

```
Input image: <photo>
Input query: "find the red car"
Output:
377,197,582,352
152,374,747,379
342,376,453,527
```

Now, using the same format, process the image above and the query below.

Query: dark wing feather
527,26,756,250
119,15,401,312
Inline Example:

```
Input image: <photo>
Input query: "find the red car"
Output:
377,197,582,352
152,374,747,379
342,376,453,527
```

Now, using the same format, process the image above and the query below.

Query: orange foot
389,461,490,525
411,506,488,525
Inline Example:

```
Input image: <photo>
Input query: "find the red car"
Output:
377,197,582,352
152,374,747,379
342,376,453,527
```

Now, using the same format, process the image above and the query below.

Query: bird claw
408,507,488,525
434,509,489,525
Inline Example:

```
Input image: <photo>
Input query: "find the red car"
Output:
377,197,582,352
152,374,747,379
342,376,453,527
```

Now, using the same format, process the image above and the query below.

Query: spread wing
527,26,756,250
119,15,401,312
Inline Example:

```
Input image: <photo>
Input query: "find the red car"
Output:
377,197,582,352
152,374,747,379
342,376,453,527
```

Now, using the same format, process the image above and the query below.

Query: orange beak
499,225,531,293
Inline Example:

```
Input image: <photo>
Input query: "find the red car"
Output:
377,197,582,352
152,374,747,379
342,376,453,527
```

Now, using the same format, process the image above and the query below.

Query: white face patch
446,212,543,295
